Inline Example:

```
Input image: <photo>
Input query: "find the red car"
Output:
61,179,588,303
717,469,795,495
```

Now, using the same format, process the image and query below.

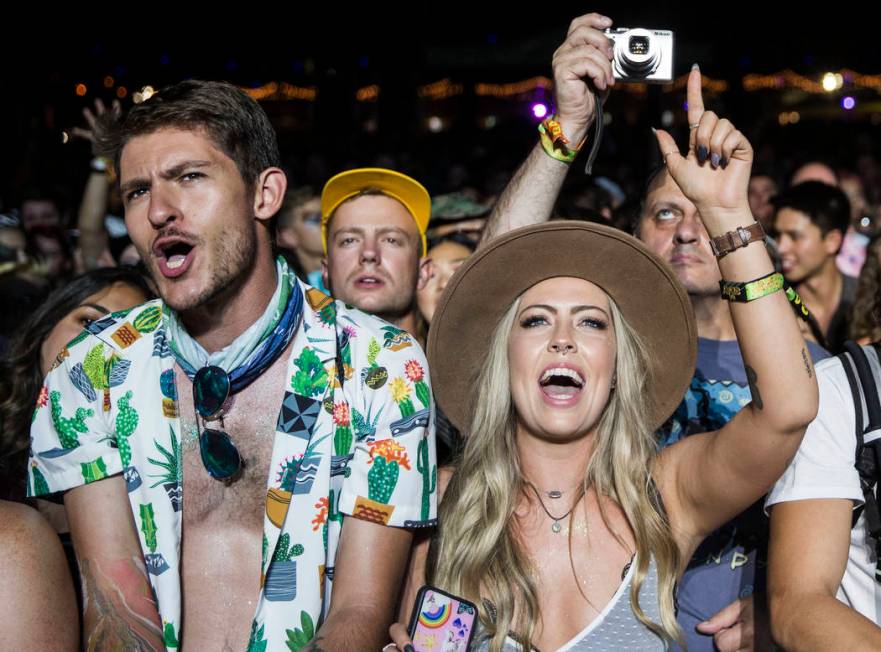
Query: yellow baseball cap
320,168,430,255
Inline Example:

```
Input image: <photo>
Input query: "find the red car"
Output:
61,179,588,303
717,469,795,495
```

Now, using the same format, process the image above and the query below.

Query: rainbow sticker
418,594,452,629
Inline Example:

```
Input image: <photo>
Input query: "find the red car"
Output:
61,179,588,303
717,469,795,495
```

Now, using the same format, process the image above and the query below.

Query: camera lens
613,28,660,78
628,36,650,56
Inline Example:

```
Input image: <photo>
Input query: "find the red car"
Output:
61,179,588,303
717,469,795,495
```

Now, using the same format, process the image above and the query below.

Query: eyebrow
79,303,110,314
520,304,610,317
120,159,213,195
334,226,414,239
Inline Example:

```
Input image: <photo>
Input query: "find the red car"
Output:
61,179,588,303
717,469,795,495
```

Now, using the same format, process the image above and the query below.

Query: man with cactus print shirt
27,80,436,651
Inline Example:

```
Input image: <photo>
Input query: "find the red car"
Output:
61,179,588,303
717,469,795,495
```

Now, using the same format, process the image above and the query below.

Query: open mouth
153,237,196,278
539,367,585,401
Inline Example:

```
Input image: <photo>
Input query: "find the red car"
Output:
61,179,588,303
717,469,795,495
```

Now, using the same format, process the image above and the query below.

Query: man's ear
416,256,434,291
822,228,844,256
321,257,331,294
253,167,287,223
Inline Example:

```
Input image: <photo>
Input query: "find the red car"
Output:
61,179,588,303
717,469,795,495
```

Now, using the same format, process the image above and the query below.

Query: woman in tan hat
386,62,818,652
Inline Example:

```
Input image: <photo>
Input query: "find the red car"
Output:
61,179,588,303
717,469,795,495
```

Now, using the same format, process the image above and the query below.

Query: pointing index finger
687,64,705,150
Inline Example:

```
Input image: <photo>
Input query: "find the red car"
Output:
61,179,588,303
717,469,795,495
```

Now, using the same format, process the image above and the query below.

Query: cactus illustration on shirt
416,437,436,521
115,391,139,467
50,390,93,449
139,503,158,553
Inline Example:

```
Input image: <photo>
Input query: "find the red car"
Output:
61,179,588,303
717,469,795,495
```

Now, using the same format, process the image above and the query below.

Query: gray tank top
471,556,666,651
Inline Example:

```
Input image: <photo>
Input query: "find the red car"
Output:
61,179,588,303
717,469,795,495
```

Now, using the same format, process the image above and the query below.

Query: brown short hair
100,80,280,189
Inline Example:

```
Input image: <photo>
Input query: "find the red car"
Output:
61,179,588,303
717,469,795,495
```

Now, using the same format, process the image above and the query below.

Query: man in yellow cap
321,168,433,339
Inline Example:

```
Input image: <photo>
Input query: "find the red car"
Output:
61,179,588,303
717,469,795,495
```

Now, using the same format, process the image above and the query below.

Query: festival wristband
538,116,587,164
720,271,784,302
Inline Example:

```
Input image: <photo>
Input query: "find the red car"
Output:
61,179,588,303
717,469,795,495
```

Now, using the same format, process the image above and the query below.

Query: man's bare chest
175,347,293,527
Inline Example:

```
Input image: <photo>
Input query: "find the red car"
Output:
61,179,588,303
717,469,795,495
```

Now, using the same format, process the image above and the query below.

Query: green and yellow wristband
720,271,784,302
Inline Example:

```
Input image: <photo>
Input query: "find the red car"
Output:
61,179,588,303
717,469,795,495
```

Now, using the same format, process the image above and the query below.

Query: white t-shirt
766,355,880,623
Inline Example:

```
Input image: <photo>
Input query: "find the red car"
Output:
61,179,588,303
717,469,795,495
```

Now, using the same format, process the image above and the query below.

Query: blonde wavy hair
428,291,682,651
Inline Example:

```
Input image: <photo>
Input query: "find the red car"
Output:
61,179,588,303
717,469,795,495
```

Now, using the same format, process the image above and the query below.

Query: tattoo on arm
746,365,763,410
801,347,813,379
80,557,164,652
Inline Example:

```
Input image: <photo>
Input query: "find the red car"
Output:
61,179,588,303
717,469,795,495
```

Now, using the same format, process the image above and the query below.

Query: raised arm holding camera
384,11,818,652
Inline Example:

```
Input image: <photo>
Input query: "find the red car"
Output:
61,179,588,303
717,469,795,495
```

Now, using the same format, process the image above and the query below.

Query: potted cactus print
49,390,92,450
362,337,388,389
389,361,431,437
30,462,49,496
351,404,381,442
115,391,139,468
264,533,303,602
140,502,169,576
81,456,108,483
404,360,431,409
160,368,178,418
291,347,328,397
389,377,415,417
148,426,182,511
76,343,132,412
266,437,326,527
416,437,436,522
284,611,315,651
353,440,412,525
332,402,353,456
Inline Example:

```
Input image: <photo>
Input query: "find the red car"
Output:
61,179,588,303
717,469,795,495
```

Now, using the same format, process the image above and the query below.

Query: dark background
4,4,880,208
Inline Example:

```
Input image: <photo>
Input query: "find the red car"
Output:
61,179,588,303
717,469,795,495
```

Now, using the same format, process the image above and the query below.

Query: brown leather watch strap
710,222,766,258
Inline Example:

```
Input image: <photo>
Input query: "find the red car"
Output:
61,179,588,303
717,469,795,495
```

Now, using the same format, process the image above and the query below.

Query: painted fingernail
651,127,658,135
710,152,721,168
697,145,708,163
692,63,700,72
720,156,728,168
405,646,416,652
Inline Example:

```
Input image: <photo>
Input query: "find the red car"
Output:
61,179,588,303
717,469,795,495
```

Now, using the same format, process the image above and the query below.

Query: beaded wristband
720,271,784,302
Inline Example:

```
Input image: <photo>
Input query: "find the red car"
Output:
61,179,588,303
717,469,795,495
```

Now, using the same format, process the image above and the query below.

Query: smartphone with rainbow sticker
408,585,477,652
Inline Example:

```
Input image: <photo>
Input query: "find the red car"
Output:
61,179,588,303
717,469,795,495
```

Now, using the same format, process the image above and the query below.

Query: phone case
408,585,478,652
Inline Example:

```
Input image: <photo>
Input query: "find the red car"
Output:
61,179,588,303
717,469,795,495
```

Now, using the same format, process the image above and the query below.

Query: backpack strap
841,341,881,581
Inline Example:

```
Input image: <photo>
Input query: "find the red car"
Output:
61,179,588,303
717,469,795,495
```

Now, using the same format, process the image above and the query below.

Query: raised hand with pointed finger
653,64,753,230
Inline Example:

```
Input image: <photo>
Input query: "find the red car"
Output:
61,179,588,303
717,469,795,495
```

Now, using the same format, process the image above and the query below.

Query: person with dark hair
30,79,436,652
789,160,839,188
748,172,779,231
1,267,152,502
19,187,73,283
774,180,855,352
848,236,881,344
0,267,149,652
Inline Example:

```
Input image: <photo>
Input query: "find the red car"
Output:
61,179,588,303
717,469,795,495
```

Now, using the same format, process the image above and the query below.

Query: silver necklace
527,481,584,533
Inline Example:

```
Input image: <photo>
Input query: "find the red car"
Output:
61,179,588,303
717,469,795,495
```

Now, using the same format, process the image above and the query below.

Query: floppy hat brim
427,221,697,433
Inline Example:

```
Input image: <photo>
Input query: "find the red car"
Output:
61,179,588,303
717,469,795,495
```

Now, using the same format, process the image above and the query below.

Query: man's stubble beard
143,223,258,314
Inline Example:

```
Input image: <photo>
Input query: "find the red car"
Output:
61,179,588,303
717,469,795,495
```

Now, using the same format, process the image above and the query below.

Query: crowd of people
2,11,881,652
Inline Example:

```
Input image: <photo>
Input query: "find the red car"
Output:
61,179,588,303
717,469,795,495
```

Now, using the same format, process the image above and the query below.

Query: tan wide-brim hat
427,221,697,433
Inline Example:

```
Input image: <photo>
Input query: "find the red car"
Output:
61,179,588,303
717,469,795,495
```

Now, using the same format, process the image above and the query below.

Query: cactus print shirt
27,280,438,651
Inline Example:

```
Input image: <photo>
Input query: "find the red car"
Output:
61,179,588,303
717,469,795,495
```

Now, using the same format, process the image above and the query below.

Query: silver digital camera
604,28,674,83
